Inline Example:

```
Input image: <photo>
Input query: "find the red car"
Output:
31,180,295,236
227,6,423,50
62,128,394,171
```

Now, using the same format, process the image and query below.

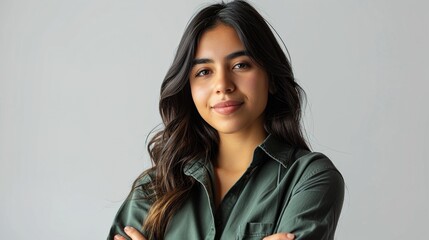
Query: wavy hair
138,1,309,239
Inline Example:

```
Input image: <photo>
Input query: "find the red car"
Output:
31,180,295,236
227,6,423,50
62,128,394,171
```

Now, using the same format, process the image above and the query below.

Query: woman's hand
114,226,146,240
263,232,295,240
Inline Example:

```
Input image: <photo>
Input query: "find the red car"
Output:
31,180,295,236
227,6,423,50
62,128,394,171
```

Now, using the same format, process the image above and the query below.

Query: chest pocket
237,222,274,240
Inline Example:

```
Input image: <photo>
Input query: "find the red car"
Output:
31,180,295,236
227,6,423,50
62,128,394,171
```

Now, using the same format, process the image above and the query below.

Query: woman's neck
216,127,267,172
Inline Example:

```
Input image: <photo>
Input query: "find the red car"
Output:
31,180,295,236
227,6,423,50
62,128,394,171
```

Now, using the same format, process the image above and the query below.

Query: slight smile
211,100,244,115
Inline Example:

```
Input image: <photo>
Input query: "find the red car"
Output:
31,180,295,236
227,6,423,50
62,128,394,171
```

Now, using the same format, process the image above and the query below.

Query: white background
1,0,428,239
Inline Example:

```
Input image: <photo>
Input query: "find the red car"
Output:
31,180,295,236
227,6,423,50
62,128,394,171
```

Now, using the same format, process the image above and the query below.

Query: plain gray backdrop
1,0,428,239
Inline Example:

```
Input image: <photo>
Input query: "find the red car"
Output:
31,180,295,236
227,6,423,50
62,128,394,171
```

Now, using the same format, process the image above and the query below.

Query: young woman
108,1,344,239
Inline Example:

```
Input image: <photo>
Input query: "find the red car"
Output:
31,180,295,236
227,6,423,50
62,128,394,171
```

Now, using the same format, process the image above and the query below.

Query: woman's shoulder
291,149,344,186
294,150,337,169
128,168,156,199
260,135,338,173
133,169,155,187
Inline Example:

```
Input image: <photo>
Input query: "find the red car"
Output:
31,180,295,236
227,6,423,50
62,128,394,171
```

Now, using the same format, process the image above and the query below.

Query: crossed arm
114,226,295,240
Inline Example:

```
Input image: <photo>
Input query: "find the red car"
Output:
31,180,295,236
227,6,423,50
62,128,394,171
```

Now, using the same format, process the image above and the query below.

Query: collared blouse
108,135,345,240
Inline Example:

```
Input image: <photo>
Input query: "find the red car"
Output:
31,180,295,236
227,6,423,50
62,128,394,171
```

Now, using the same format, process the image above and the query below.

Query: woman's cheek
191,84,211,109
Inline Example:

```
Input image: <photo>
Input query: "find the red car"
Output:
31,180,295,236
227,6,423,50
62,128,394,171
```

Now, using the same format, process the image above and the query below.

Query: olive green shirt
108,135,344,240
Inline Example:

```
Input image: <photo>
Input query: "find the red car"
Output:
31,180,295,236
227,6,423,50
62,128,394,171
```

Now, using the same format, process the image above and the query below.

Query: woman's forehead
194,24,246,60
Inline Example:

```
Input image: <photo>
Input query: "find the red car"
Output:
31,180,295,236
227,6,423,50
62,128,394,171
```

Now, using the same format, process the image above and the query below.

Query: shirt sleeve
107,176,152,240
275,158,345,240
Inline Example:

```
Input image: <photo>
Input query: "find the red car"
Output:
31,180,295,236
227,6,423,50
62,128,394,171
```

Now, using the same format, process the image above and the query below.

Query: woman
108,1,344,239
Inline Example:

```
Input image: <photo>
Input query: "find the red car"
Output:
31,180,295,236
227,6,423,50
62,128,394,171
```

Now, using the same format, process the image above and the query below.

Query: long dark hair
139,1,309,239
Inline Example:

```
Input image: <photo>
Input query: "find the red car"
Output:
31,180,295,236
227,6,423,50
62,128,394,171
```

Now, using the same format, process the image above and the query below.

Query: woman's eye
233,63,249,69
195,69,210,77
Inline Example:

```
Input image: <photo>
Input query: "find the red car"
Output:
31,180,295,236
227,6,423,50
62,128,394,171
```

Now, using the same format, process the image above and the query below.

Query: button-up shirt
108,135,344,240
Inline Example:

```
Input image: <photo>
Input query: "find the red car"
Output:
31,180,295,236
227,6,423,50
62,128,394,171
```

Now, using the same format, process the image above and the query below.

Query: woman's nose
215,70,235,94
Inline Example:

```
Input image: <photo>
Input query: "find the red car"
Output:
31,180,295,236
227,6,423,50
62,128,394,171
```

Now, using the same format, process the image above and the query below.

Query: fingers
263,232,295,240
114,226,147,240
114,234,126,240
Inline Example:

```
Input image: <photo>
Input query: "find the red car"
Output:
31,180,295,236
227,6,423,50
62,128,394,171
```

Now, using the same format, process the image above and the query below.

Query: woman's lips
212,100,244,115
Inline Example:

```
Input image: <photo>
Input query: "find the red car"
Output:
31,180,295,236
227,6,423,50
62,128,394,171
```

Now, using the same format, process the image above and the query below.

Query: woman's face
189,24,269,136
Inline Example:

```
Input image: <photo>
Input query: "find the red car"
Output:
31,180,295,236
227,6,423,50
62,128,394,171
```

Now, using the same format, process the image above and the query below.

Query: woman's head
189,23,270,137
159,0,309,148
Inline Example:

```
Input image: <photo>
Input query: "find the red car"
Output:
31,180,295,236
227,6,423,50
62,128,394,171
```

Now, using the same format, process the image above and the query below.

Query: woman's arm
115,226,296,240
108,174,153,240
275,165,345,240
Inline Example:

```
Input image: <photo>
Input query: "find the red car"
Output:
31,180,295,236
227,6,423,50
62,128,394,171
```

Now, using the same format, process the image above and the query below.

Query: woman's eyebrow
192,58,213,66
192,50,248,66
226,50,247,60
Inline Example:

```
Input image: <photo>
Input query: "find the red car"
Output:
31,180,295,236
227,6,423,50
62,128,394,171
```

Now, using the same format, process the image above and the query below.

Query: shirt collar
256,134,296,169
184,134,296,176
